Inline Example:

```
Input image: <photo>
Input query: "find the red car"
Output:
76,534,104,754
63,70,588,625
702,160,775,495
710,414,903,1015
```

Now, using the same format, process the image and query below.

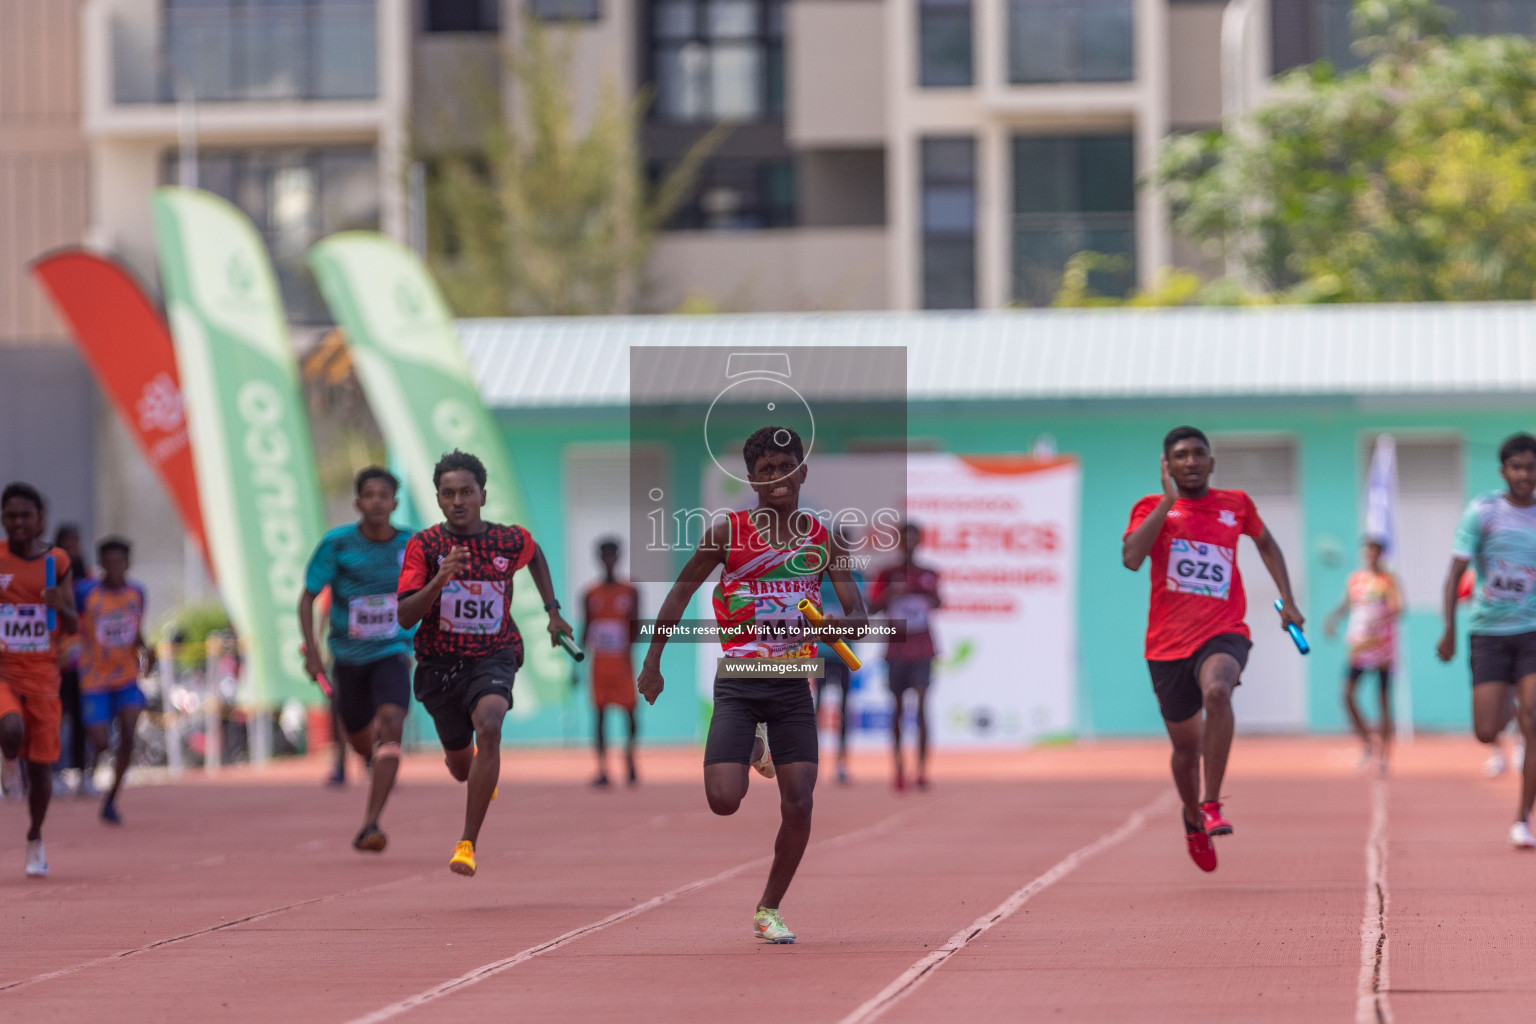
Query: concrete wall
649,226,889,311
787,0,887,147
0,348,96,544
1168,2,1225,130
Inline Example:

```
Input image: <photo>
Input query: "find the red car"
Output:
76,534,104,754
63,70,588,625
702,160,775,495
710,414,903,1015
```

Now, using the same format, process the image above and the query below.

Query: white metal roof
458,304,1536,408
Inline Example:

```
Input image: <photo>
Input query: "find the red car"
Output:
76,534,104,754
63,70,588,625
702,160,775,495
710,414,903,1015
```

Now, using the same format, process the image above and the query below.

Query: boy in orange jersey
580,538,642,787
78,537,155,825
0,482,79,877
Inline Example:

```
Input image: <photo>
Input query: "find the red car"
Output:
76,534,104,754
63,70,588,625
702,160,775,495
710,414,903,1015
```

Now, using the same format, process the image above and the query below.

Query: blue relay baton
1274,598,1308,654
45,555,57,632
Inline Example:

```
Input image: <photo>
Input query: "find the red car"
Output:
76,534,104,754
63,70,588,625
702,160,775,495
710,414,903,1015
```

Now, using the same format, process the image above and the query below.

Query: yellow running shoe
449,840,477,876
752,906,796,944
751,722,776,779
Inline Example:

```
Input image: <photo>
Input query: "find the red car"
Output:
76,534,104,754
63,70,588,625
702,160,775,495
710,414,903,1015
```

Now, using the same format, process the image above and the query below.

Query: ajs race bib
440,580,506,634
1484,560,1536,605
1166,539,1235,600
348,594,399,640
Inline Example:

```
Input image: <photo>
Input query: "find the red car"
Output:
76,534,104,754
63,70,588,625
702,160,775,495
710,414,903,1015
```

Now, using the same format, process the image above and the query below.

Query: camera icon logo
704,352,817,487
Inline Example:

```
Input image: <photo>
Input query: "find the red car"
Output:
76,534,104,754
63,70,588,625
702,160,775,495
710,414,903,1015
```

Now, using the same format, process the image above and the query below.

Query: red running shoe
1200,800,1233,836
1185,821,1218,872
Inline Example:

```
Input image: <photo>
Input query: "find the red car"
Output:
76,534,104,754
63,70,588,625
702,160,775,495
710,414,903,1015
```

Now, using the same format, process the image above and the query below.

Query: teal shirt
1452,490,1536,636
304,524,416,664
817,570,864,662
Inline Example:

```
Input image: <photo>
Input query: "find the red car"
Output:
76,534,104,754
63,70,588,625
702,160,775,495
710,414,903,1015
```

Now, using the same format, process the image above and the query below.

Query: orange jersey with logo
78,579,147,692
0,545,71,696
584,580,639,708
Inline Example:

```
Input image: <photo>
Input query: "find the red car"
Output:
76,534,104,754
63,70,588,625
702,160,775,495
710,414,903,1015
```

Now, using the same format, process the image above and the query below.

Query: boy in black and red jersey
1121,427,1304,873
397,450,572,877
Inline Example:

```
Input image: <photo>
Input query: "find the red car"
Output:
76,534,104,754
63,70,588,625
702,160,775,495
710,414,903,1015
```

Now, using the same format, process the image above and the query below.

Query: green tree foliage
425,19,723,316
1156,0,1536,302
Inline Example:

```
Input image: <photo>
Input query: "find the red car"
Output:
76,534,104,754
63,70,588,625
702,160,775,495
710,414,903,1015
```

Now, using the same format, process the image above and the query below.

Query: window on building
425,0,501,32
162,147,380,323
651,0,786,122
531,0,602,20
921,137,977,309
1359,436,1465,608
654,157,796,229
1012,134,1135,305
1008,0,1134,84
1311,0,1535,72
919,0,973,87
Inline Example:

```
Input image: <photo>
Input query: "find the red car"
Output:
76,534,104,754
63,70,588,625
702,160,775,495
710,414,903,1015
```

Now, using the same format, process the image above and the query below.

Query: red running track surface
0,737,1531,1023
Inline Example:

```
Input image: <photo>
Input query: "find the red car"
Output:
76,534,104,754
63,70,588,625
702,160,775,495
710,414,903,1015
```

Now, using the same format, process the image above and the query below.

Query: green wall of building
493,396,1534,745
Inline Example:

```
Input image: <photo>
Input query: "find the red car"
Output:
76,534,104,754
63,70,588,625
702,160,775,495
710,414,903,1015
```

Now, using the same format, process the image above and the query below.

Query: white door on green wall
1212,438,1307,732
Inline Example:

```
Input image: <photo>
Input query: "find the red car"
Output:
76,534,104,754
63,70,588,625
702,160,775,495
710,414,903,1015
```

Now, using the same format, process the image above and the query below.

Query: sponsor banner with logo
700,452,1079,746
152,187,325,705
29,249,211,576
307,232,563,716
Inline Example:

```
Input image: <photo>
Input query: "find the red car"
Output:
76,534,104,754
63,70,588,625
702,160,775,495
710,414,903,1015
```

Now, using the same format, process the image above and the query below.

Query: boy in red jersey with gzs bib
1122,427,1304,873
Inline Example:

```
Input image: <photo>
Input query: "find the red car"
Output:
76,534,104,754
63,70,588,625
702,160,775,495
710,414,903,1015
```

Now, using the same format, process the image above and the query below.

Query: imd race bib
440,580,505,635
348,594,400,640
0,604,49,654
1166,539,1234,600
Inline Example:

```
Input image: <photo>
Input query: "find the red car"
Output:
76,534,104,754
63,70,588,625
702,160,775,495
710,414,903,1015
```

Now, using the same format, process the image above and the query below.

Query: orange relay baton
797,599,861,671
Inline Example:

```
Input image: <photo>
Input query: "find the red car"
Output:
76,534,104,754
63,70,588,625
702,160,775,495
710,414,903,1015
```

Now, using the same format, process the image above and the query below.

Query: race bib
1483,561,1536,604
95,609,140,648
0,603,49,654
348,594,399,640
753,589,816,652
1166,539,1235,599
440,580,505,634
588,619,629,654
890,593,931,632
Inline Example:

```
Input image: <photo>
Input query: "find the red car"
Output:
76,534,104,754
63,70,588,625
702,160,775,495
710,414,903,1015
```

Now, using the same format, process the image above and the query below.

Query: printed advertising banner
152,187,325,705
702,452,1080,747
308,232,564,716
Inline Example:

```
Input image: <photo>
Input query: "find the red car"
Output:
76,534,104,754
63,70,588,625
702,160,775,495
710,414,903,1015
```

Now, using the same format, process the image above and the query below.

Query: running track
1,737,1531,1023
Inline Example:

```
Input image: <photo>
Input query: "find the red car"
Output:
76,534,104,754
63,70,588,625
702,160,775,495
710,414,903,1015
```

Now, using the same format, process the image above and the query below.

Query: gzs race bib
1167,539,1234,599
0,603,49,654
348,594,399,640
440,580,505,634
1483,560,1536,604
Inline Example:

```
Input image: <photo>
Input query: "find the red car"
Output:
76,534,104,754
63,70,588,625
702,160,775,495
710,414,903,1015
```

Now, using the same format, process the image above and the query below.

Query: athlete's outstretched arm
1122,458,1178,570
297,589,326,681
636,522,729,705
1254,527,1304,629
524,544,574,642
1437,556,1470,662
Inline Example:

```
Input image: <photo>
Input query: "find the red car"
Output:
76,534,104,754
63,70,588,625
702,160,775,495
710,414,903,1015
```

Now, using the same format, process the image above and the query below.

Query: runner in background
1122,427,1305,874
300,468,415,852
78,538,153,825
870,523,942,791
0,482,79,877
579,538,641,788
814,526,863,786
51,524,93,797
397,450,572,876
1436,433,1536,849
1323,538,1402,776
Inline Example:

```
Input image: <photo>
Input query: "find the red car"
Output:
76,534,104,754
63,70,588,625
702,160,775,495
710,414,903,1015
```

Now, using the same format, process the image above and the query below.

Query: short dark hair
433,449,487,489
1163,425,1210,456
53,523,81,546
355,466,399,496
597,536,620,553
742,425,804,474
98,536,131,560
1499,433,1536,465
0,482,44,513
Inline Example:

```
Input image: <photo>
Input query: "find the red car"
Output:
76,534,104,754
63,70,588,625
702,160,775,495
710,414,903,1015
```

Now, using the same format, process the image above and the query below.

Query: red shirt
398,523,536,662
0,545,71,696
872,563,941,661
1124,489,1265,660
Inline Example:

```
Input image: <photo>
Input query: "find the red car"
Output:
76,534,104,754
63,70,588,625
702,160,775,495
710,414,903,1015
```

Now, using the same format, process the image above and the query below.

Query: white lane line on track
344,810,915,1024
837,792,1175,1024
1356,778,1393,1024
0,871,433,995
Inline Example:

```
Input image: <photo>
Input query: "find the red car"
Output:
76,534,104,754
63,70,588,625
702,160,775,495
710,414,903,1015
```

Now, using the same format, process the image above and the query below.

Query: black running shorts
887,658,933,695
332,653,411,735
1146,633,1251,723
413,650,517,752
1469,631,1536,686
703,675,818,767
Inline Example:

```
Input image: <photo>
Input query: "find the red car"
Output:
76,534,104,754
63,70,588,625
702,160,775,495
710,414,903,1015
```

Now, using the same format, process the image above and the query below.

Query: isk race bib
440,580,506,635
95,609,140,649
1166,539,1235,599
1484,560,1536,604
348,594,399,640
587,619,629,655
0,604,49,654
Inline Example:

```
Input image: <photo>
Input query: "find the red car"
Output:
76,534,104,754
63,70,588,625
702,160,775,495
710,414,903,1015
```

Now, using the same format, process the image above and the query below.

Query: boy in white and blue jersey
1438,433,1536,849
299,467,415,853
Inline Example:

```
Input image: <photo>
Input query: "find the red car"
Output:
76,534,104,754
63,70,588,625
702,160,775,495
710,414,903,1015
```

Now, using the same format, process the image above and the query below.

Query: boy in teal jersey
300,467,415,853
1438,433,1536,849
